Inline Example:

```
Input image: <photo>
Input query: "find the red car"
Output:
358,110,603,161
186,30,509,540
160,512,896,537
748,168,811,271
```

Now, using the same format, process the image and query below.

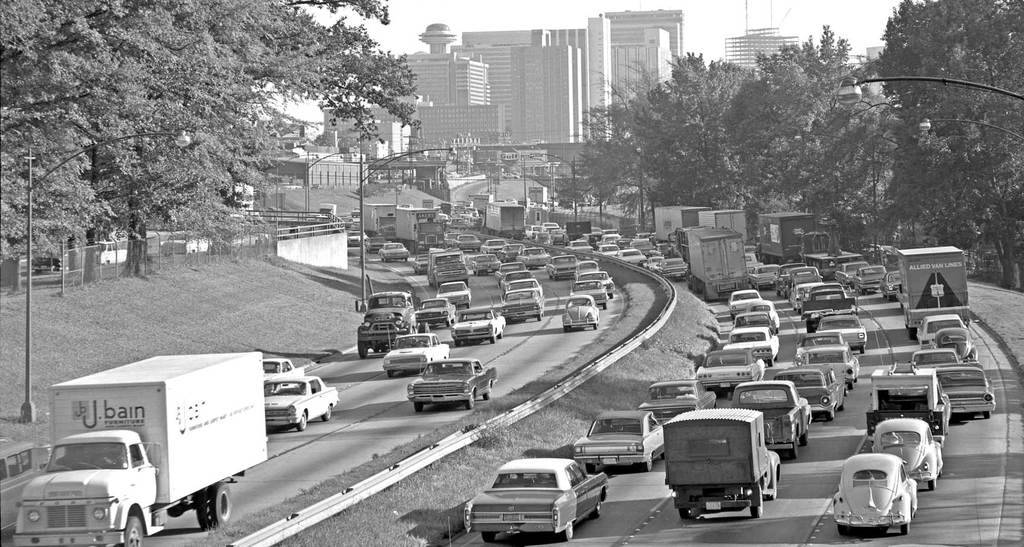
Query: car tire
385,370,396,378
321,404,333,422
590,496,603,519
788,443,799,460
837,524,850,535
678,508,695,519
481,532,498,543
928,479,936,491
749,504,763,519
465,390,476,410
413,402,424,413
563,326,571,332
838,399,846,411
859,346,865,355
482,381,493,400
799,429,808,446
638,459,653,472
536,314,543,322
584,463,597,474
826,408,835,421
295,412,307,432
357,343,368,359
983,411,991,419
557,520,574,541
900,522,910,535
602,303,607,310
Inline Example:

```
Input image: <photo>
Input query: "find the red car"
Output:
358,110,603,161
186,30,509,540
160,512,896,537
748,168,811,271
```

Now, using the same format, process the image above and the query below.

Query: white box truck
698,209,748,242
14,353,268,546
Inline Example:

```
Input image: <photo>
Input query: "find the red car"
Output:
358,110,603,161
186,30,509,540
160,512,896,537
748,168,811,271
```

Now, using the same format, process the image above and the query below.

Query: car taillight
984,394,994,401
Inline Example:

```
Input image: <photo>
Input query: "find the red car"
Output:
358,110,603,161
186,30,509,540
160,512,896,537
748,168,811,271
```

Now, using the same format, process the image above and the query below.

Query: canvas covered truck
664,408,781,520
395,206,443,253
685,228,747,301
14,353,268,546
484,202,526,239
897,246,969,340
654,206,709,242
757,212,829,264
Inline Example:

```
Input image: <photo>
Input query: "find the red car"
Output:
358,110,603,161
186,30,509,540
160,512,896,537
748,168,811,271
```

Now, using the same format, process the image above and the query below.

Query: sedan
574,260,600,280
573,410,664,473
817,313,868,354
481,238,507,255
728,289,762,319
774,366,845,422
597,244,620,256
660,258,689,280
378,242,409,262
562,294,600,331
872,418,943,491
414,297,457,328
571,280,608,309
576,271,615,298
567,240,593,252
636,379,716,422
795,344,860,390
520,247,551,269
615,248,647,265
457,234,482,252
833,453,917,536
436,281,472,309
498,270,535,292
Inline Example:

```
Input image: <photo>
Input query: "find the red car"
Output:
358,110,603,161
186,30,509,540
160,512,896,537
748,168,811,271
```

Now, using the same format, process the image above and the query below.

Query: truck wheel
900,522,910,535
482,381,493,400
837,524,851,535
983,411,991,419
584,463,597,474
489,334,497,344
481,532,498,543
678,508,694,519
386,370,396,378
321,404,333,422
121,515,144,547
749,504,763,519
563,326,571,332
295,412,307,432
826,408,835,421
557,520,574,541
788,443,799,460
927,479,936,491
590,497,603,519
357,343,368,359
413,402,424,413
536,313,543,322
211,483,232,527
798,429,808,447
907,326,918,340
465,390,476,409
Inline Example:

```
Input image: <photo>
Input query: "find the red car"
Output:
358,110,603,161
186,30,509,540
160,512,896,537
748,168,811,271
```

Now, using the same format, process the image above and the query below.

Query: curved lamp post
20,130,192,423
918,117,1024,142
837,76,1024,105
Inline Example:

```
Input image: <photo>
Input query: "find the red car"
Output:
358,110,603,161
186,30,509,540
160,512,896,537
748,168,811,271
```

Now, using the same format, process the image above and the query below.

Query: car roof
649,379,698,388
594,410,649,419
499,458,573,473
567,294,595,303
842,453,904,475
776,366,827,377
873,418,931,435
804,344,849,353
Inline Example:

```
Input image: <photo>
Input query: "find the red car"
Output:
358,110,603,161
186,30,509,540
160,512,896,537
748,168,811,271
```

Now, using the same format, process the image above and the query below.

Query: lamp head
837,78,862,106
918,119,932,133
174,131,192,148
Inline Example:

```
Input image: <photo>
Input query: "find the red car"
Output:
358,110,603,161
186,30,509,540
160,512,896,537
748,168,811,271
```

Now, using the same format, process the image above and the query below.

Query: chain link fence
2,230,277,295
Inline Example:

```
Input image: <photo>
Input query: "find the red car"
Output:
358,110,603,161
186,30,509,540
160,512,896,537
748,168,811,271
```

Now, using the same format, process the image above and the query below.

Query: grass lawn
0,257,373,443
252,283,717,547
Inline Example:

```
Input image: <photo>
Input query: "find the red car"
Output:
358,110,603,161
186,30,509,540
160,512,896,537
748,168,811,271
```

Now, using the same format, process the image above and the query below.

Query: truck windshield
492,472,558,489
435,255,463,265
395,336,430,348
369,296,406,308
589,418,642,435
861,266,886,276
664,259,686,267
48,443,128,471
820,318,859,329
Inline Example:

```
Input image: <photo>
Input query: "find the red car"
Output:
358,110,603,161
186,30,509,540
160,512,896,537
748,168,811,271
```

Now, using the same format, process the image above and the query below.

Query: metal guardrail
275,222,346,240
228,249,677,547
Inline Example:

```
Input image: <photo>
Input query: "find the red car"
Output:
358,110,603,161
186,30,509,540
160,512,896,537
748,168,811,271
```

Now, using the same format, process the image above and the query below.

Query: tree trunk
996,231,1017,289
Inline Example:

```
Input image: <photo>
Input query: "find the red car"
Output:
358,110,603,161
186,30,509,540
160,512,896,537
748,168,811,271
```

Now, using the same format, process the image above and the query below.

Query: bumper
834,513,910,528
563,318,597,329
857,282,881,292
550,269,575,279
15,530,124,546
453,332,494,341
575,454,647,466
382,254,408,260
358,331,411,344
699,379,750,391
470,521,556,534
948,401,995,414
810,403,836,415
416,314,450,325
504,309,540,321
383,361,427,373
909,469,939,482
265,415,302,426
766,441,796,451
408,393,469,403
676,498,753,512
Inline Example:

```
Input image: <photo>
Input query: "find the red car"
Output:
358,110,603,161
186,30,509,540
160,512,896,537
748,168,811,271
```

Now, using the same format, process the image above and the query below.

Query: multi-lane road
151,249,649,544
454,283,1023,545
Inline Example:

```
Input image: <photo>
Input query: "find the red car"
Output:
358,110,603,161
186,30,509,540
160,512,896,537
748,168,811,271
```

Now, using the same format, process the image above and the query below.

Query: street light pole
571,158,578,222
21,150,36,423
358,146,366,312
837,76,1024,105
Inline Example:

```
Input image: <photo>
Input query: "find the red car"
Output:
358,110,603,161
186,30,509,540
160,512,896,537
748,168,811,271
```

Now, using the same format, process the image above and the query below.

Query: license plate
601,457,618,464
502,513,522,522
720,383,731,388
705,501,722,510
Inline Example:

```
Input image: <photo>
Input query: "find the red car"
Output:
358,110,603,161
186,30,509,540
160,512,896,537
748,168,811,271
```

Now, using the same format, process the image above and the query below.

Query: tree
877,0,1024,287
0,0,417,274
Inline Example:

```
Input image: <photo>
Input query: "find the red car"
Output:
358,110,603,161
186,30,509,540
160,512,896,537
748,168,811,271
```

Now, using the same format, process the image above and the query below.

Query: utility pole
571,158,578,222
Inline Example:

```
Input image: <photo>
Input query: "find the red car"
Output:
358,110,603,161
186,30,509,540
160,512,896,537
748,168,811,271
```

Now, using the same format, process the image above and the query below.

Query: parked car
379,242,410,262
382,333,451,377
436,281,472,309
817,312,867,354
637,379,716,422
414,297,457,328
406,359,496,412
451,307,506,346
728,289,762,319
573,410,664,473
774,366,845,422
519,247,551,269
871,418,943,491
562,294,600,331
263,376,339,432
469,253,501,276
833,453,917,536
464,458,608,543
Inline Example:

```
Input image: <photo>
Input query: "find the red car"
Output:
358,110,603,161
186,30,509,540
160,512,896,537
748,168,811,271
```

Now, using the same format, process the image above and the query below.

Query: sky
292,0,902,122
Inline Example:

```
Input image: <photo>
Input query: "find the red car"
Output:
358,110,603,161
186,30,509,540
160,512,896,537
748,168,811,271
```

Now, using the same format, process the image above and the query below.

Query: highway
150,249,649,544
454,285,1024,546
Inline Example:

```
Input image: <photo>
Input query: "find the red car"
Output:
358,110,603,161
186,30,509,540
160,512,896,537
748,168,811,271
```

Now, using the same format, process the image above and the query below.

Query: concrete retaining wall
277,233,348,269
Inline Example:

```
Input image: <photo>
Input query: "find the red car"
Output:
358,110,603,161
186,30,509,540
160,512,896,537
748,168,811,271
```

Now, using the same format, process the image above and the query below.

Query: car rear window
737,389,789,404
493,472,558,489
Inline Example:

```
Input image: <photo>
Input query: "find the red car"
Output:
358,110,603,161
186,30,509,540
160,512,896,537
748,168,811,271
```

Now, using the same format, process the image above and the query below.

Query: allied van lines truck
15,353,268,546
896,246,969,339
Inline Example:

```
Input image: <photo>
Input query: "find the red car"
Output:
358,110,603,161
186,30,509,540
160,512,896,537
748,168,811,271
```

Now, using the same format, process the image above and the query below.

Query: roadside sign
930,284,945,298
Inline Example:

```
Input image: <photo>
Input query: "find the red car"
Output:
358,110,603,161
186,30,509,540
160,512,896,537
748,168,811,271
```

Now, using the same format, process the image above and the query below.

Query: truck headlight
407,385,415,395
27,509,40,522
574,445,585,454
92,507,108,520
820,396,830,405
984,393,994,401
360,322,370,328
858,332,865,339
287,405,297,414
630,442,643,452
463,384,473,393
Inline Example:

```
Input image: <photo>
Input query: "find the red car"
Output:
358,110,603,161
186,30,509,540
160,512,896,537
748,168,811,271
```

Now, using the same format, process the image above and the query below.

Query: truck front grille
413,382,465,395
389,356,424,365
46,505,87,528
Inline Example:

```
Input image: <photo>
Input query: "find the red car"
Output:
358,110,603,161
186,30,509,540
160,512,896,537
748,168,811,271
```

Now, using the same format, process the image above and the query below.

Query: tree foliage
0,0,416,266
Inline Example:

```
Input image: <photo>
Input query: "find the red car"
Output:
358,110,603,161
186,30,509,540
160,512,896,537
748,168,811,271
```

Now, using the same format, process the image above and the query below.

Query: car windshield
506,272,531,281
524,248,544,256
737,389,789,404
820,317,859,329
458,235,476,242
424,361,471,375
599,245,618,252
264,382,306,396
861,266,886,275
421,300,447,309
589,418,642,435
500,263,524,272
937,370,986,387
47,443,128,471
732,293,759,302
778,372,824,387
806,351,846,363
879,431,922,449
485,240,506,246
263,362,284,373
731,332,767,343
460,311,491,321
492,472,559,489
844,262,870,272
383,244,403,250
567,297,592,307
574,281,603,291
368,295,406,308
439,283,467,293
664,259,686,267
474,255,498,264
650,385,697,399
579,262,598,270
505,291,533,301
757,265,780,274
927,319,963,333
913,351,958,364
395,336,430,348
704,353,749,367
621,250,641,257
508,280,536,290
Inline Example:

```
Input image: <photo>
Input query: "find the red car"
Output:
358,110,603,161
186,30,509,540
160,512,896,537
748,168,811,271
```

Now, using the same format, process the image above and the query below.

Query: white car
262,358,304,381
451,307,507,346
382,333,451,377
436,281,472,309
817,313,867,354
871,418,943,491
917,313,967,347
597,244,620,256
696,349,766,393
542,222,561,232
615,248,647,265
562,294,600,331
833,453,917,536
722,326,780,367
734,299,780,331
504,278,544,300
728,289,762,319
791,281,825,315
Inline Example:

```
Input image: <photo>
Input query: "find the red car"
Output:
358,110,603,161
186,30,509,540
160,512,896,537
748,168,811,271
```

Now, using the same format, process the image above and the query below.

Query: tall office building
587,15,612,111
611,28,672,98
605,10,684,58
408,24,490,106
724,28,799,69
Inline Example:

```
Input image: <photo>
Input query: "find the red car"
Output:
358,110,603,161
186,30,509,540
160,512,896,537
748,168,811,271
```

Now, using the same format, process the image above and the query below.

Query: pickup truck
437,281,472,309
732,381,811,459
696,349,766,395
264,376,339,432
801,288,856,333
834,261,870,288
451,307,507,346
665,409,781,519
464,458,608,542
849,264,888,295
357,291,417,358
867,363,951,442
546,255,579,280
382,333,451,377
407,359,497,411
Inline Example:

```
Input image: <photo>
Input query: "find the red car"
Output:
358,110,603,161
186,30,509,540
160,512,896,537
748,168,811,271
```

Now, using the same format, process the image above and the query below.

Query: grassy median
263,284,718,547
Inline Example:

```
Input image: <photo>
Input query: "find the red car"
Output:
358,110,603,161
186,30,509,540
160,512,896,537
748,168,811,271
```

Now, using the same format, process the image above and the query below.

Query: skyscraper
724,28,799,69
587,15,612,111
605,9,685,58
510,44,580,142
611,28,672,98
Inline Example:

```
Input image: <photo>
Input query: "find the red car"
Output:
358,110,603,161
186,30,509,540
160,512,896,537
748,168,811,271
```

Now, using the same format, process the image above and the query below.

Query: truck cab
867,364,950,443
357,291,417,358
